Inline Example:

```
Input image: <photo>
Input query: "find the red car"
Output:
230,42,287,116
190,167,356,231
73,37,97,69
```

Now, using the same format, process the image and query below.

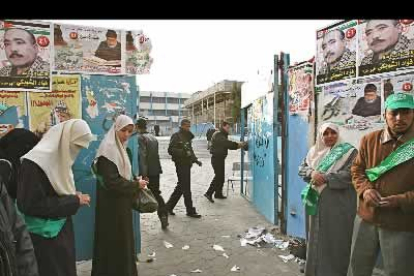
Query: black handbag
91,158,158,213
131,188,158,213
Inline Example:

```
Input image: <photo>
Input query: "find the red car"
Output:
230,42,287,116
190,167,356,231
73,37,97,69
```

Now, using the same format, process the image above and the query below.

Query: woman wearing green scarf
298,122,357,276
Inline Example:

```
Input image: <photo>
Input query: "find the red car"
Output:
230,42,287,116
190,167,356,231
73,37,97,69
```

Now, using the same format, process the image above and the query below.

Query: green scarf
301,143,354,215
16,205,66,238
366,138,414,182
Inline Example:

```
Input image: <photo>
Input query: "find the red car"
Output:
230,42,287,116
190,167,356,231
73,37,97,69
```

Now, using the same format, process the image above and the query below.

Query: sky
53,20,337,94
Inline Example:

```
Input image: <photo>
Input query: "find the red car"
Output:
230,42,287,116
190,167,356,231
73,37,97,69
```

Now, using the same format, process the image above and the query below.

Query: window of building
139,96,151,103
167,98,180,104
151,97,165,103
153,110,167,116
167,110,179,116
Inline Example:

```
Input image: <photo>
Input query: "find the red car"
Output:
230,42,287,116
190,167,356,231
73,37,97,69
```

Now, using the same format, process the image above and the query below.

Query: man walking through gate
166,119,202,218
136,117,169,229
348,93,414,276
204,121,245,202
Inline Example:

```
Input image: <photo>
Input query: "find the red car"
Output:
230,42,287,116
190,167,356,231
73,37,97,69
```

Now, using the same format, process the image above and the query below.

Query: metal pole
214,92,216,127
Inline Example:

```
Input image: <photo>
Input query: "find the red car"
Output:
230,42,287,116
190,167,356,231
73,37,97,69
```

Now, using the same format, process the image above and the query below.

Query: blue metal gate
284,59,314,239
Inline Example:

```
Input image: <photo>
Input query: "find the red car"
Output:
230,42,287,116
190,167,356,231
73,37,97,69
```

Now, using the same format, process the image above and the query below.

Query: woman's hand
311,171,326,186
136,176,148,189
76,192,91,206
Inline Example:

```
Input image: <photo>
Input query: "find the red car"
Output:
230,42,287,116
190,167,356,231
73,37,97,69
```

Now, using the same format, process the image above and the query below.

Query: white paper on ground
278,254,295,263
213,244,225,251
163,241,174,248
231,265,240,272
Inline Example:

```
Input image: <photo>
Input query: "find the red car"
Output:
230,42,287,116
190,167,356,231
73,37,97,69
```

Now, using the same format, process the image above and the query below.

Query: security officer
204,121,245,202
166,119,202,218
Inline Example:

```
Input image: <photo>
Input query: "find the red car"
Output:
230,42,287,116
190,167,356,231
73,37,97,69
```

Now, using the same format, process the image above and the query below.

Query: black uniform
206,128,216,150
137,131,167,218
205,129,239,197
206,128,216,141
166,128,200,215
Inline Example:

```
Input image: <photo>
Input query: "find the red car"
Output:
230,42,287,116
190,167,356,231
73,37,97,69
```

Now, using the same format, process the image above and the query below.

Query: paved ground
77,136,384,276
138,137,303,276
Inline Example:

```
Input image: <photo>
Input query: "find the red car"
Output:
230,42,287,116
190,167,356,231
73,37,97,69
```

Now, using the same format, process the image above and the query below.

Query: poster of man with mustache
0,20,51,91
359,20,414,77
316,20,357,85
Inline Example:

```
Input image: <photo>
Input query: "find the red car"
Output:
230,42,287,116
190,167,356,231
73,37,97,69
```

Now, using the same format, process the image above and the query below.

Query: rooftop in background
185,80,244,106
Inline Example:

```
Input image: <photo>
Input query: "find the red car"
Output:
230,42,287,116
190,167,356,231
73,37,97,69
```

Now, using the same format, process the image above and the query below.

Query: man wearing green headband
348,93,414,275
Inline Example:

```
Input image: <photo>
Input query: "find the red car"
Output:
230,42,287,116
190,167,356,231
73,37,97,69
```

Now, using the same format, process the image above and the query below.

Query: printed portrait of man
352,83,382,117
54,24,68,47
319,29,356,76
0,28,50,78
360,20,414,66
94,30,121,61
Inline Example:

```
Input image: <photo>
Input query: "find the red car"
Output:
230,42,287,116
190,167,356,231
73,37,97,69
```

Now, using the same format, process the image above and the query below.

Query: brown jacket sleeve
351,135,375,199
396,191,414,213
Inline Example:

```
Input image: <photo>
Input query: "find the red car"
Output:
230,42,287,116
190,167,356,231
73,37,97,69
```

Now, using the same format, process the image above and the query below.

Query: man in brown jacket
348,93,414,276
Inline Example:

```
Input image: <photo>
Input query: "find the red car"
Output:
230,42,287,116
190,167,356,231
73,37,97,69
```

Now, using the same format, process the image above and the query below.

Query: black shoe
160,216,169,229
204,193,214,203
186,212,202,218
214,194,227,199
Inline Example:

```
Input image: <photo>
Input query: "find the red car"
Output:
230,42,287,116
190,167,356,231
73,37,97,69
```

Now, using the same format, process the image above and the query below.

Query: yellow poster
0,91,27,128
28,75,81,136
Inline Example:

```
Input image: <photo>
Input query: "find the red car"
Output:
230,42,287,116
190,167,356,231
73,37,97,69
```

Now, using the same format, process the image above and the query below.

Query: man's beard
364,98,377,104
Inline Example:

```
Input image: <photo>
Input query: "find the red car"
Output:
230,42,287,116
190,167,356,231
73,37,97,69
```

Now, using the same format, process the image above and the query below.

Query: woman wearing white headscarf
91,115,147,276
17,119,94,276
298,122,357,276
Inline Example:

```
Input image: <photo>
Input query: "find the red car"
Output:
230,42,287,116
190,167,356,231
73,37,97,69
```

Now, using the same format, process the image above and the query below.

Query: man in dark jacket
136,118,169,229
206,126,217,150
166,119,202,218
204,121,245,202
0,160,38,276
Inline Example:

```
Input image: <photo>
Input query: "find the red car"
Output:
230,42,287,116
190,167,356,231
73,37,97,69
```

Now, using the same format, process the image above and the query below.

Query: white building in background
138,91,191,136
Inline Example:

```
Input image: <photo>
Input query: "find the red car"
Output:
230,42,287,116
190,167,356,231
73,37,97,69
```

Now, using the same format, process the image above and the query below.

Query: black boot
160,215,169,229
214,193,227,199
204,193,214,203
187,208,202,218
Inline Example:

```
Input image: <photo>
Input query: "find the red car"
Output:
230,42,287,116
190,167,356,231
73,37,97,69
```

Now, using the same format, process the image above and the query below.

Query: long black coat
0,176,38,276
17,159,80,276
91,156,140,276
137,132,162,177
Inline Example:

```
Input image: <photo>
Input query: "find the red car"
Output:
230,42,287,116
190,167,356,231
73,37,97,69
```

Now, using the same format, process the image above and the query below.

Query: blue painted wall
73,75,140,260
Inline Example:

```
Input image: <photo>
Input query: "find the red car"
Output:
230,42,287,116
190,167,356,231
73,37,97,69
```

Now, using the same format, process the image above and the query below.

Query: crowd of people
300,93,414,276
0,110,246,276
2,92,412,276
